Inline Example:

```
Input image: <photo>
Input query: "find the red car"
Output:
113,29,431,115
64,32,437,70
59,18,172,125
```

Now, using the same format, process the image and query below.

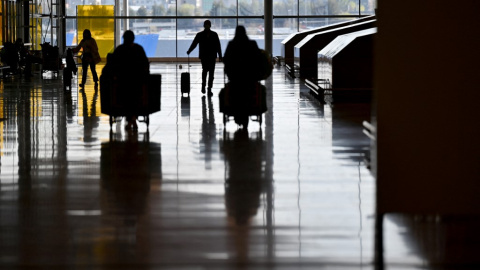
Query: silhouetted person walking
73,29,101,88
112,30,149,131
223,25,261,127
187,20,222,96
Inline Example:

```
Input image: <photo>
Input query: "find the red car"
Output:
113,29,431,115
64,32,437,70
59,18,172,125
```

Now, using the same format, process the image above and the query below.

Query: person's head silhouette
15,38,23,46
203,20,211,30
123,30,135,45
234,25,248,41
83,29,92,39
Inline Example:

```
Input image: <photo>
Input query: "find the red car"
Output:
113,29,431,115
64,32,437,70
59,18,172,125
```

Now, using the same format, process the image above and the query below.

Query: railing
362,120,375,141
362,120,375,170
305,78,331,101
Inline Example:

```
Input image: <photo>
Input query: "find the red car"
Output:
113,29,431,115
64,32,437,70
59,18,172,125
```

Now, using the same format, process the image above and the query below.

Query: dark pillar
23,0,29,42
264,0,273,55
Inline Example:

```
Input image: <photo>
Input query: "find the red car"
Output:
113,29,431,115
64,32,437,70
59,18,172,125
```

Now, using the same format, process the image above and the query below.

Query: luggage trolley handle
223,65,228,85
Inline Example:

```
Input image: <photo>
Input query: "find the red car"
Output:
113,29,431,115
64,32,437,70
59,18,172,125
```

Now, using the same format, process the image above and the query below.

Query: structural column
59,0,66,52
264,0,272,55
22,0,29,42
115,0,122,47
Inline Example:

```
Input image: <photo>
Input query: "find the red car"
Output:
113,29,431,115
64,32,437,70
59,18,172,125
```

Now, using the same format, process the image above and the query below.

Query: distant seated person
14,38,41,77
112,30,149,130
1,41,19,75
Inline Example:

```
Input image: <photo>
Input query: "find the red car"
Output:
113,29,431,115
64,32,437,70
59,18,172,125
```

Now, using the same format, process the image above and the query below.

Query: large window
77,5,115,57
61,0,375,57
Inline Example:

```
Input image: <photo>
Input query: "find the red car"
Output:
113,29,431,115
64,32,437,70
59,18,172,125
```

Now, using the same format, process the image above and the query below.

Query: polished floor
0,63,476,269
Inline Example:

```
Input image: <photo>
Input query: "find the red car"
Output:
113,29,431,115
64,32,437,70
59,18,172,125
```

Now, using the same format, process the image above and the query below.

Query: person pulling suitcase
186,20,223,96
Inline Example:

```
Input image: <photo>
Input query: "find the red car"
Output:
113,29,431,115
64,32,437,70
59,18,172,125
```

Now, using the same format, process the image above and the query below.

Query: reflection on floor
0,63,478,269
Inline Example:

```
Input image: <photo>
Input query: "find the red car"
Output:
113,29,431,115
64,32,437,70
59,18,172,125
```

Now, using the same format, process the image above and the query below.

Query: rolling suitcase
181,56,190,96
148,74,162,114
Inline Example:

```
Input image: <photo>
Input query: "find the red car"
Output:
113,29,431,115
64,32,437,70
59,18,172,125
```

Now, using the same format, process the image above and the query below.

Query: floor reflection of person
99,132,161,262
200,96,216,170
80,87,100,143
64,89,75,124
220,129,266,263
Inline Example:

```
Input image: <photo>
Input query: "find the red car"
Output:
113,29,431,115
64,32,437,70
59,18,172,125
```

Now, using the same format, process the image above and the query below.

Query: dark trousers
201,58,216,90
81,61,98,84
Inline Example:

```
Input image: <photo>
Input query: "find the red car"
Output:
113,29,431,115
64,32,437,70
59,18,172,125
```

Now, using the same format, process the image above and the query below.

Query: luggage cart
100,74,161,129
42,57,60,77
219,81,267,128
40,43,61,78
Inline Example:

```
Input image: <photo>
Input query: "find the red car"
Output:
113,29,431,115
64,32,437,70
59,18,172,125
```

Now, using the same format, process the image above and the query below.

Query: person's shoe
201,87,206,94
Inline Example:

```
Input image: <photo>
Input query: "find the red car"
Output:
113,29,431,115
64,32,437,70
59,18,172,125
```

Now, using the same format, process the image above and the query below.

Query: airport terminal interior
1,0,480,269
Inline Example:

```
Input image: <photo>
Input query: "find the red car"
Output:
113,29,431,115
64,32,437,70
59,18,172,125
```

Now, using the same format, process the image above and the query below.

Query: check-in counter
280,15,375,75
294,19,376,80
307,28,376,103
319,28,376,88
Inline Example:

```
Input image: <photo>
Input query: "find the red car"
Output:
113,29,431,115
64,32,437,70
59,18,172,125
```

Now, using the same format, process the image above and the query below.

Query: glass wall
77,5,115,57
62,0,376,57
237,18,265,49
6,0,17,43
29,2,42,51
132,19,176,57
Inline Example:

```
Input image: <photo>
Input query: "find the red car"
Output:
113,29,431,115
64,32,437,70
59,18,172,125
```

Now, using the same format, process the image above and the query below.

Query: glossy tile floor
0,63,476,269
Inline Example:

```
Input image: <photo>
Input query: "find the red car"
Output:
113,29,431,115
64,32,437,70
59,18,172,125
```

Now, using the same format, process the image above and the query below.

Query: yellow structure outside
77,5,115,59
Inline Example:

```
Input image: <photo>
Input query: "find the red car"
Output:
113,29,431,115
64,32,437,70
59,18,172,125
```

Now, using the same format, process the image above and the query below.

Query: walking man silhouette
187,20,222,96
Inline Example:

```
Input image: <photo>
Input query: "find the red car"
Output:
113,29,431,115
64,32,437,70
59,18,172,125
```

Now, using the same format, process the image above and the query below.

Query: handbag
257,49,273,80
93,51,101,64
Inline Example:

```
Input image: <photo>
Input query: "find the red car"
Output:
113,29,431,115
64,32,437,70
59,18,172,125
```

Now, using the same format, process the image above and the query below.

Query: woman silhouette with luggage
73,29,101,88
223,26,262,128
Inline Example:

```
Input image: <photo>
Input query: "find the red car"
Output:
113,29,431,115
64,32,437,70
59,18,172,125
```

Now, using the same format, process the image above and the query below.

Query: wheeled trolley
42,57,61,77
219,81,267,128
40,42,61,78
222,112,263,126
100,74,161,129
